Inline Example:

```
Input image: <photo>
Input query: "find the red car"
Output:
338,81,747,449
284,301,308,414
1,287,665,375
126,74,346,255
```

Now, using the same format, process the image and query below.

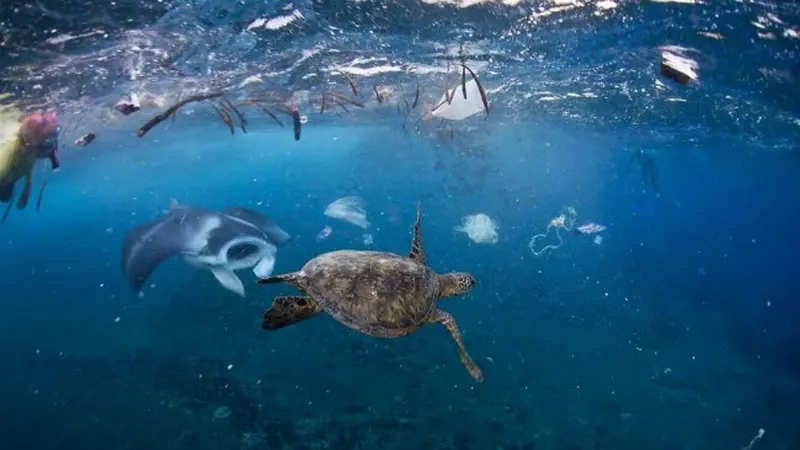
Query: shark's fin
210,266,245,297
223,207,292,245
183,255,205,270
253,253,276,279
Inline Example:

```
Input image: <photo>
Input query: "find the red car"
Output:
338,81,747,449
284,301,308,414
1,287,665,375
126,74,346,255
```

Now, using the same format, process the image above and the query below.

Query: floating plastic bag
324,196,371,229
455,213,499,244
431,79,485,121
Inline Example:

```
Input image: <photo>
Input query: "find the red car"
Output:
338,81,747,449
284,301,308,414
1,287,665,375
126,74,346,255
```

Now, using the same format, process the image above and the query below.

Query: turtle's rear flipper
262,296,322,330
257,275,286,285
257,272,298,285
434,309,484,383
257,272,305,291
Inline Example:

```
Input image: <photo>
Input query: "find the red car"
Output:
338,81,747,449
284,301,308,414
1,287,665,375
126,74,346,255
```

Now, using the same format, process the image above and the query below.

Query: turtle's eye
458,273,475,292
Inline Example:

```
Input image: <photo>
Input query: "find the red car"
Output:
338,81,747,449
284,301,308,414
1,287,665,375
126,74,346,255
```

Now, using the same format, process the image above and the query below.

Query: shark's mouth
184,236,278,297
220,237,274,272
227,242,260,260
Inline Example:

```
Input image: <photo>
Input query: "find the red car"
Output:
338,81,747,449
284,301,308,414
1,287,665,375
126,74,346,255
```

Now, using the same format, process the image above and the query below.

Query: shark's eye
227,243,259,260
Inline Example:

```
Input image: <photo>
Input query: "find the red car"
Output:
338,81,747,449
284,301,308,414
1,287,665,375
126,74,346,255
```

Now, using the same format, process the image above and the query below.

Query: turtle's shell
298,249,440,337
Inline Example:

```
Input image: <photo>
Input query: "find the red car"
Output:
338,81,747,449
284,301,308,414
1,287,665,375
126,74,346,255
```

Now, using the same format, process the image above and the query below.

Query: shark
121,202,292,296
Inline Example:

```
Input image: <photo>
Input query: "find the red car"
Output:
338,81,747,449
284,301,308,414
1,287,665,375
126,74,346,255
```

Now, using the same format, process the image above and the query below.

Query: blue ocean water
1,1,800,449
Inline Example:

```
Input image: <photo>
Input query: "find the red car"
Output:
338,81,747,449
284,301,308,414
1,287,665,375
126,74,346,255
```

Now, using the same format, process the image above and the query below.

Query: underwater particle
324,196,370,229
212,405,232,420
226,364,233,370
362,233,373,246
114,317,120,323
454,213,499,244
697,31,724,39
316,225,332,242
114,99,140,116
593,235,603,245
74,132,96,147
241,431,265,447
373,85,393,103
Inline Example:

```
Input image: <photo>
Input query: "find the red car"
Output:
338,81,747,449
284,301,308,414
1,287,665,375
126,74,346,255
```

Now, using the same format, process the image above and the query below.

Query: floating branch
290,107,301,141
461,65,467,99
435,120,455,140
319,92,365,114
243,98,286,127
397,84,420,131
247,95,290,104
36,180,47,212
326,92,364,108
430,62,490,119
221,95,247,133
209,102,235,135
171,85,185,123
461,63,490,117
335,99,350,113
443,62,454,105
373,86,385,104
430,89,455,114
341,72,359,96
255,104,285,127
244,97,302,141
137,92,224,137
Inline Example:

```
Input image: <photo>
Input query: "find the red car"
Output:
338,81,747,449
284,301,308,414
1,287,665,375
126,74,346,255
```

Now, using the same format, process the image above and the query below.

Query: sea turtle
257,202,483,382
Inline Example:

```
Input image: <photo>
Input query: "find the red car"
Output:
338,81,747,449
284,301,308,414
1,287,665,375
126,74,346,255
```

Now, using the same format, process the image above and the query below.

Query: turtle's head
438,272,476,298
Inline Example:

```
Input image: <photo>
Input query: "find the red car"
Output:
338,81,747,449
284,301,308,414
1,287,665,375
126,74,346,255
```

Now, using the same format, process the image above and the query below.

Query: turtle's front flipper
434,309,483,382
408,202,427,265
262,296,322,330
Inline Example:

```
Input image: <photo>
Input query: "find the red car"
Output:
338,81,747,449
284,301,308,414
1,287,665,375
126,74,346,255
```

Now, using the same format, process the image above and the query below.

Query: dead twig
341,72,359,96
461,63,490,117
137,92,224,137
221,95,248,133
209,101,235,135
318,92,365,114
